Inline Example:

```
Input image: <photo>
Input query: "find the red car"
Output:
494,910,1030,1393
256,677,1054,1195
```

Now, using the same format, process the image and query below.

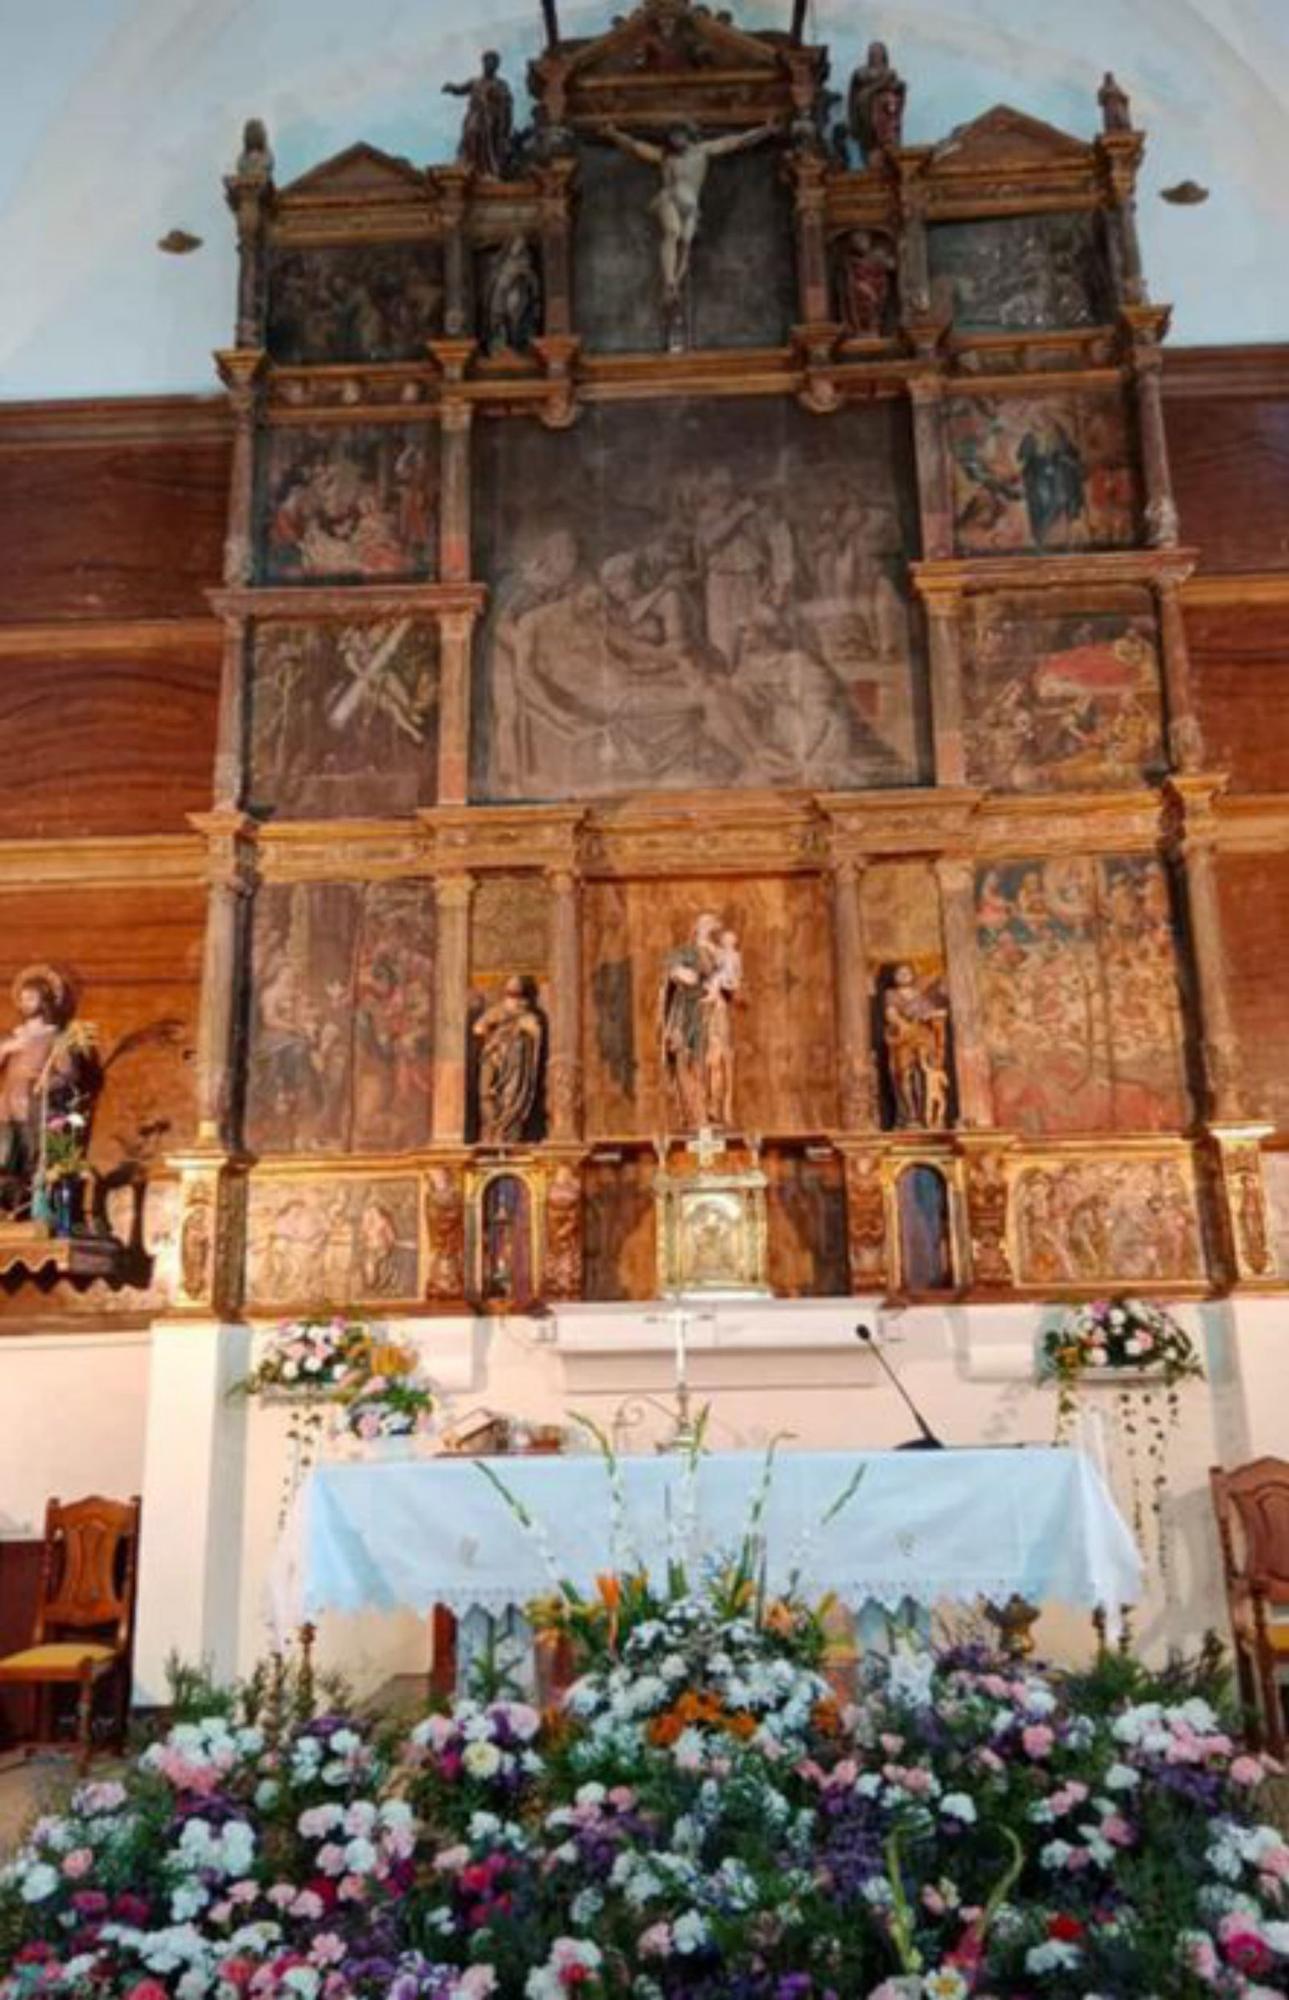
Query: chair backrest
33,1495,141,1651
1211,1459,1289,1606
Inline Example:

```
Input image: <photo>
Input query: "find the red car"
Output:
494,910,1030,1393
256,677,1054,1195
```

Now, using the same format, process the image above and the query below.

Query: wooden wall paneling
1166,395,1289,575
0,1540,42,1747
1216,850,1289,1134
0,637,221,838
1186,602,1289,795
0,441,231,623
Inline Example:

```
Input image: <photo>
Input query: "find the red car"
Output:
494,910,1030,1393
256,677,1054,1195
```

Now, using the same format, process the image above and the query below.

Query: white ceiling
2,0,1288,400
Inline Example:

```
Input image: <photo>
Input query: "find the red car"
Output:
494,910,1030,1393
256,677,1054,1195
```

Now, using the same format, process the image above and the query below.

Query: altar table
267,1447,1141,1643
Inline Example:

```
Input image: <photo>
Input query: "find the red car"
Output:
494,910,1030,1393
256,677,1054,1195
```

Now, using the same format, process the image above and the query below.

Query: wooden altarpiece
163,0,1276,1324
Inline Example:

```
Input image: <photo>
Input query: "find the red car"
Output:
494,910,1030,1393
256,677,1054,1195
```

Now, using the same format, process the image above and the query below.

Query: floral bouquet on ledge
235,1315,379,1401
1040,1297,1202,1402
341,1375,436,1443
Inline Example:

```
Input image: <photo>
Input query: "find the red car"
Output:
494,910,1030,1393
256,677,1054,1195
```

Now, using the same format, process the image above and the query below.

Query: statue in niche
0,967,86,1221
835,229,896,337
473,976,547,1144
483,238,542,354
601,120,779,318
882,964,951,1132
442,51,514,178
482,1174,532,1303
1098,72,1132,134
660,913,743,1130
848,42,906,165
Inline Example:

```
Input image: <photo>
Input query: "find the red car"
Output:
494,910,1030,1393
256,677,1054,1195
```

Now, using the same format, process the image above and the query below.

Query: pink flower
1221,1923,1272,1977
126,1984,170,2000
1022,1724,1055,1759
60,1848,93,1879
309,1932,346,1966
1102,1814,1135,1847
315,1842,347,1877
638,1923,673,1959
1231,1755,1266,1787
458,1972,498,1999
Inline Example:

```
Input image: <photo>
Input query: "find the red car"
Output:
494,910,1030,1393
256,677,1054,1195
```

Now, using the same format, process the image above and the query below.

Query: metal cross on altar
687,1124,727,1172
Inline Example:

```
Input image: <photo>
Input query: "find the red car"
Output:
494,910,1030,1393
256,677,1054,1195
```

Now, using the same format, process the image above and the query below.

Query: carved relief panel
245,1173,421,1306
1011,1153,1202,1287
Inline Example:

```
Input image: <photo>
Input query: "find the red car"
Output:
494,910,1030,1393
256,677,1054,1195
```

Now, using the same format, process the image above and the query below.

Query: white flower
19,1862,59,1903
940,1793,977,1825
672,1910,710,1954
1025,1940,1082,1973
463,1739,503,1780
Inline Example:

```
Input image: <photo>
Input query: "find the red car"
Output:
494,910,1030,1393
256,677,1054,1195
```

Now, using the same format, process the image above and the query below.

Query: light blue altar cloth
268,1446,1141,1640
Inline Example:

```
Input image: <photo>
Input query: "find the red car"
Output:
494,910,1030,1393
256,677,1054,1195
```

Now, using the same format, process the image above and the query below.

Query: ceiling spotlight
1160,180,1209,205
158,229,203,254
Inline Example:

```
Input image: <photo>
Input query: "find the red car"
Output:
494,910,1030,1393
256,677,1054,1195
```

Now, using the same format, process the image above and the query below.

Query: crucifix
644,1294,715,1449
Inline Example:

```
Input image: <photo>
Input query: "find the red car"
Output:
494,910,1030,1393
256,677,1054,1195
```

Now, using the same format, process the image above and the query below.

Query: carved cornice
975,788,1164,859
578,791,825,875
819,788,982,858
0,834,205,890
1163,342,1289,401
254,820,428,884
208,583,487,622
1213,794,1289,854
912,549,1198,602
420,804,588,875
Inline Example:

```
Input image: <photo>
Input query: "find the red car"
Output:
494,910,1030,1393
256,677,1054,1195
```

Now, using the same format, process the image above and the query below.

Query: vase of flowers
42,1109,89,1237
338,1376,435,1457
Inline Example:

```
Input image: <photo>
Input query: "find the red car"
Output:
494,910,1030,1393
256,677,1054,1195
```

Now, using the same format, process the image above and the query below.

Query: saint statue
0,966,73,1218
442,51,514,179
848,42,907,164
602,120,779,313
473,975,547,1144
836,229,896,337
882,963,950,1131
483,237,541,354
659,913,743,1130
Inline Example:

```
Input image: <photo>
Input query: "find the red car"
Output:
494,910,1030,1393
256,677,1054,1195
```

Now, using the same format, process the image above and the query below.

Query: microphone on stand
854,1323,944,1451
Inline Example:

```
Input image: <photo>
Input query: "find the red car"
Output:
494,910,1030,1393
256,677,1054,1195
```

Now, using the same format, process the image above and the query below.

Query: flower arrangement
1040,1298,1204,1604
342,1377,436,1442
2,1610,1287,2000
40,1110,89,1186
236,1317,380,1401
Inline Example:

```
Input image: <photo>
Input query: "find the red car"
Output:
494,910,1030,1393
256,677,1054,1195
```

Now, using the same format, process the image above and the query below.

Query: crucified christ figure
603,121,779,310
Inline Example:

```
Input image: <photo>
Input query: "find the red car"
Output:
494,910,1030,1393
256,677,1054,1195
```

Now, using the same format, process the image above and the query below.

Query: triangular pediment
931,105,1091,171
280,142,425,199
565,0,782,81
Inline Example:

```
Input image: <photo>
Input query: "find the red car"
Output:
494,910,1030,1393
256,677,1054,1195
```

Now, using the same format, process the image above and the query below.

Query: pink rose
1022,1724,1055,1759
60,1848,93,1879
1230,1755,1266,1787
638,1923,673,1959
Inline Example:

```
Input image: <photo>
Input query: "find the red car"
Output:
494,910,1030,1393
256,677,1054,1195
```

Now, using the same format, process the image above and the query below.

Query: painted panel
245,1174,421,1305
246,880,434,1155
267,242,445,363
963,591,1165,791
473,398,927,801
947,390,1137,556
928,211,1109,332
259,423,437,584
975,855,1190,1134
246,618,439,818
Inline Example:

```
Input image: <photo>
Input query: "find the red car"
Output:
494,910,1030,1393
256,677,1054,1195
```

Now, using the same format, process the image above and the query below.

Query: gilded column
438,400,473,584
437,167,472,339
934,855,994,1129
189,809,257,1148
1098,133,1147,308
1122,310,1180,547
436,605,479,807
1164,777,1245,1122
214,349,264,587
212,613,251,809
546,866,583,1142
829,856,878,1129
432,873,474,1143
1155,570,1204,772
908,372,955,562
925,592,968,786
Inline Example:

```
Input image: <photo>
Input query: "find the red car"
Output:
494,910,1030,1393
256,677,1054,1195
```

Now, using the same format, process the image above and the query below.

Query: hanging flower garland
1039,1297,1204,1596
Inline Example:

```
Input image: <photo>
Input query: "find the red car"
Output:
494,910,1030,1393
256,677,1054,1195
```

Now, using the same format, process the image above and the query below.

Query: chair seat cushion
0,1642,117,1677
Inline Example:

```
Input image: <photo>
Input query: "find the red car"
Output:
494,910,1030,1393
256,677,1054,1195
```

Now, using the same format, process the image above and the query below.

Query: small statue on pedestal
473,975,547,1144
836,228,897,336
1098,72,1132,134
660,913,743,1130
882,963,951,1132
848,42,907,165
483,237,542,354
0,966,95,1228
443,51,515,178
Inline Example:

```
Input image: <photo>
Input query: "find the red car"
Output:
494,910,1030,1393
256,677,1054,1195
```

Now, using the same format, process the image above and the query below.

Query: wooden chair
1210,1459,1289,1755
0,1494,141,1772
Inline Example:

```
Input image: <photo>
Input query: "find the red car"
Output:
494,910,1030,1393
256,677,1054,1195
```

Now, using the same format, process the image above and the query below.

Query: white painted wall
1,0,1288,399
0,1330,151,1536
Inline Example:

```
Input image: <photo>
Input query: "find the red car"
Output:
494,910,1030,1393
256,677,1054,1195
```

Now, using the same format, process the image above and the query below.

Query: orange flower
648,1711,685,1747
811,1697,844,1737
595,1574,622,1611
723,1711,758,1740
762,1600,798,1637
